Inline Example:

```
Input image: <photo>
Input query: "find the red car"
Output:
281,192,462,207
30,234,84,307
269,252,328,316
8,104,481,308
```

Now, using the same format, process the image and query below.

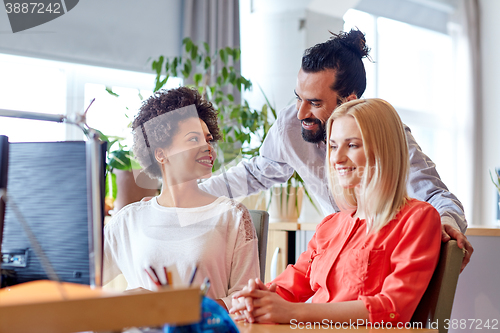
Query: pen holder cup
163,296,239,333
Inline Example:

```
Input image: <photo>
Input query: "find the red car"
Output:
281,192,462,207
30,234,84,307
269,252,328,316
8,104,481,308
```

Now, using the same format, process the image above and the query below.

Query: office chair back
248,210,269,282
412,240,465,333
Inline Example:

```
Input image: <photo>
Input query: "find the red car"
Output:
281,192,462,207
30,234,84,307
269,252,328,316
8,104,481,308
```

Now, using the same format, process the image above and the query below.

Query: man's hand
441,224,473,273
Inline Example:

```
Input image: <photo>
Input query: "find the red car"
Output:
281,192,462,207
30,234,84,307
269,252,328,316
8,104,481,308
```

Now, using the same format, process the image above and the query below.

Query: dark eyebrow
184,131,202,137
294,89,321,102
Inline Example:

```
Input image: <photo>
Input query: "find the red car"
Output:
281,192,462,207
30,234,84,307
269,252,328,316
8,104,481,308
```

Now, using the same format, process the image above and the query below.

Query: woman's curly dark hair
132,86,222,179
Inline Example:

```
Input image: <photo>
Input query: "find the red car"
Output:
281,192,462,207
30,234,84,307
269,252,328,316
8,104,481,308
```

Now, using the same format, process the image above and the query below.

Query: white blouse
104,196,260,308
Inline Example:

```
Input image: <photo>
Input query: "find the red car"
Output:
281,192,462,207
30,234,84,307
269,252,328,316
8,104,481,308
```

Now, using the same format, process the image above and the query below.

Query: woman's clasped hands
230,278,294,324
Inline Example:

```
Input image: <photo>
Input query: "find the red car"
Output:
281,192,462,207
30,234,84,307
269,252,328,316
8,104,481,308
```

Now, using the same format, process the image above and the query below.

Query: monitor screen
0,140,105,286
0,136,8,261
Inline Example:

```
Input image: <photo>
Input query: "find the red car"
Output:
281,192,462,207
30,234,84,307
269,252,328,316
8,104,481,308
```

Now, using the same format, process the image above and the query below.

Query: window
344,9,467,214
0,53,181,147
84,85,154,150
0,54,66,142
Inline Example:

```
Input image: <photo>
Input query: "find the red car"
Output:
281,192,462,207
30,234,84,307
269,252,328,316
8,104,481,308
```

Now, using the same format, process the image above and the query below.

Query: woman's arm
230,218,332,321
233,203,441,324
265,217,335,303
359,202,442,323
103,223,122,285
221,207,261,309
232,288,368,324
215,299,228,311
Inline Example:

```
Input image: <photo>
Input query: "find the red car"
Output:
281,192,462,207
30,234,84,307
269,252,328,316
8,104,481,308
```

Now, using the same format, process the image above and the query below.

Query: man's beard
301,118,326,143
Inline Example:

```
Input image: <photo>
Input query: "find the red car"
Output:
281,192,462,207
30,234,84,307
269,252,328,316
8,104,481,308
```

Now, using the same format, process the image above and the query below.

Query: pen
150,266,161,284
200,277,210,296
163,266,170,285
145,268,161,287
188,264,198,286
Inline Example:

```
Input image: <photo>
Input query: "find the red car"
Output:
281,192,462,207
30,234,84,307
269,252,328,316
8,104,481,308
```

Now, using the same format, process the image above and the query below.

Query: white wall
479,0,500,226
450,235,500,332
0,0,183,73
239,0,306,112
239,0,353,113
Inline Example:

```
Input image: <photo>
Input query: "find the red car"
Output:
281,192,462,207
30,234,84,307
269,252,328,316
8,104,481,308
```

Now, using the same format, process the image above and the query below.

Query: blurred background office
0,0,497,227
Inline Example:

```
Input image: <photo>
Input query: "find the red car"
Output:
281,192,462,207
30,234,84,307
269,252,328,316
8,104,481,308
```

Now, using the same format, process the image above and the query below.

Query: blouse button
308,259,312,263
389,313,395,319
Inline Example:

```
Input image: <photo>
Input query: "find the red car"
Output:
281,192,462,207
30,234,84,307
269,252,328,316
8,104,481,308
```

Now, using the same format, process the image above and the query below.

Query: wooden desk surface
466,225,500,236
0,281,200,333
237,322,438,332
269,221,300,231
297,223,500,236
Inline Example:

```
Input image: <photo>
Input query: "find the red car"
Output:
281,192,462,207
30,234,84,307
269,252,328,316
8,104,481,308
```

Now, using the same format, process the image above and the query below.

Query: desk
0,280,200,333
237,322,438,332
465,225,500,236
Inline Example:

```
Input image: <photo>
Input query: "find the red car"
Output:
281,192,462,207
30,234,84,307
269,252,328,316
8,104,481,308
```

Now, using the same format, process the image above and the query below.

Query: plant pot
112,169,159,213
298,193,323,224
240,192,267,210
267,185,303,222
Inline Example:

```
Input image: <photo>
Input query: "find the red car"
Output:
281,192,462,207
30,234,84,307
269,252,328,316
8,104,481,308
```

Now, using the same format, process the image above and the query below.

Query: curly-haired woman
104,87,259,311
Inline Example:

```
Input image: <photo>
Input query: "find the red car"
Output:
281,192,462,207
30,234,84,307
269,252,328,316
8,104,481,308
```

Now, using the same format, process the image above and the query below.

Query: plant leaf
490,170,500,193
194,73,203,86
204,56,211,70
222,67,228,82
184,38,193,53
233,48,241,61
191,45,198,60
219,49,228,65
105,87,119,97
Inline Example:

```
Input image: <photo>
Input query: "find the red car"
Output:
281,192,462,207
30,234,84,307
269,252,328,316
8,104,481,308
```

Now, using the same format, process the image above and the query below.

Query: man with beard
199,29,472,269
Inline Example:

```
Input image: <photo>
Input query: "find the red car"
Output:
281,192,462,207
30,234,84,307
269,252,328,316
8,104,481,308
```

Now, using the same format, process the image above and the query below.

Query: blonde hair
326,98,409,232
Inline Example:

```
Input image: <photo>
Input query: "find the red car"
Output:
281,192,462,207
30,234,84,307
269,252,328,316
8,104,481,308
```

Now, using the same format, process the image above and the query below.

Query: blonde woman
230,98,441,325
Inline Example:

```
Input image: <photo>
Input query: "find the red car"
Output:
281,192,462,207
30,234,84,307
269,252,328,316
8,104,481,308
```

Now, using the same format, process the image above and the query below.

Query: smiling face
158,117,216,185
328,115,367,189
295,69,342,143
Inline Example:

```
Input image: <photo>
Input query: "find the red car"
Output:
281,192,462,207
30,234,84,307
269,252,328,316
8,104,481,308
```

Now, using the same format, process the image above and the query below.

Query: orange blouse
270,199,441,323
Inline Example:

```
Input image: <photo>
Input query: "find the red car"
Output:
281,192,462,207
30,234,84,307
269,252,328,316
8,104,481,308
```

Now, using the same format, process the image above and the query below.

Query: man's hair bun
332,29,370,59
301,28,370,98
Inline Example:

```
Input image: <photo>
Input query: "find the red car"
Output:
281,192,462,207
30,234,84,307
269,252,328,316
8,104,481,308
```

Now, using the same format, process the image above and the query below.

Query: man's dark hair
132,86,221,179
302,29,370,99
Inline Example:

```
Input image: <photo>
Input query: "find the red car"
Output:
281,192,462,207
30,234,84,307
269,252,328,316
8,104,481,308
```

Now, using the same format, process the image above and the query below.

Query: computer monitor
0,140,106,286
0,136,8,261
